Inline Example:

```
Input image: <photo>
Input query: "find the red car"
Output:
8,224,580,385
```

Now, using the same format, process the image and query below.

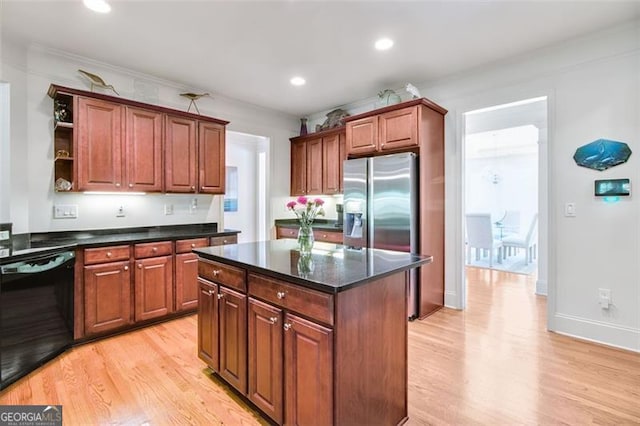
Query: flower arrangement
286,196,325,226
286,196,325,253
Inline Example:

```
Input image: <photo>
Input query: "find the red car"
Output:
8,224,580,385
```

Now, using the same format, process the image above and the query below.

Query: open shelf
54,121,74,130
52,91,75,192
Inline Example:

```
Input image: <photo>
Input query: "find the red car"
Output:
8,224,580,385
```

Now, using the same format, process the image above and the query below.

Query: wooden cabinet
248,298,283,424
276,225,343,244
165,115,197,193
198,278,219,369
197,266,248,395
284,313,333,426
134,255,173,321
175,237,210,312
76,97,124,191
48,84,229,194
290,139,307,196
344,98,448,318
125,107,163,192
198,121,226,194
345,104,419,156
83,260,132,335
209,234,238,246
290,127,345,196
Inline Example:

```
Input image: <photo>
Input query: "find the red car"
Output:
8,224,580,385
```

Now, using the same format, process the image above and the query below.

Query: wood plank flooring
1,267,638,425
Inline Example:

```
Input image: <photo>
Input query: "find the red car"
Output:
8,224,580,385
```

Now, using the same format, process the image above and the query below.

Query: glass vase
297,225,314,254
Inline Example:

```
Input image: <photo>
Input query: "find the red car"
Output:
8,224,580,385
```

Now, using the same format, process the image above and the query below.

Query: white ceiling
2,1,639,116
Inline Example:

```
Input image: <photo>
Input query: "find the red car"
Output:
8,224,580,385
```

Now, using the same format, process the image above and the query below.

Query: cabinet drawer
210,234,238,246
134,241,173,259
176,237,209,254
84,245,131,265
198,258,246,292
276,226,297,239
248,273,333,326
314,229,343,244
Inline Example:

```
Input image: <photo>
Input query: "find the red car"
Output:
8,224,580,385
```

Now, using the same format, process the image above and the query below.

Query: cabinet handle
128,183,134,188
106,252,112,258
269,317,278,324
276,291,286,299
201,186,205,190
191,243,196,248
191,186,195,191
115,183,121,187
208,290,214,296
283,323,292,331
223,240,228,244
152,247,158,253
124,265,129,271
217,293,225,300
213,269,221,277
137,264,142,269
322,234,327,238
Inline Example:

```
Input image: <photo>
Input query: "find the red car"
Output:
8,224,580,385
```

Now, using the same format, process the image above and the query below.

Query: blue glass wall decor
573,139,631,171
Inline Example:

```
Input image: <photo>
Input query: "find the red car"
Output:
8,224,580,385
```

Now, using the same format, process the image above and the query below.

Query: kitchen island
194,239,431,426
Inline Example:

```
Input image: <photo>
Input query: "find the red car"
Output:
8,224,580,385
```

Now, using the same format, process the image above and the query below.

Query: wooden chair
465,213,503,267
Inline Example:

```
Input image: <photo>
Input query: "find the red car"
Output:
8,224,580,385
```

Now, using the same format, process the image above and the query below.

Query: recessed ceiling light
375,38,394,51
290,76,306,86
83,0,111,13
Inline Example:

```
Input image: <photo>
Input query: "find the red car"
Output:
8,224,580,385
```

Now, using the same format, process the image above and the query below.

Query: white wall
307,21,640,351
1,41,298,235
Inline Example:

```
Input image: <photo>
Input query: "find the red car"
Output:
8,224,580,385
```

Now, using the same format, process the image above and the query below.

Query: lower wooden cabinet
247,298,333,426
197,277,248,395
175,252,200,312
134,255,173,321
84,260,132,335
276,225,343,244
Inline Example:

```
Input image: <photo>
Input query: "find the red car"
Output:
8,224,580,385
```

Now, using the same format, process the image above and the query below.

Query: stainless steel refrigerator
343,152,419,319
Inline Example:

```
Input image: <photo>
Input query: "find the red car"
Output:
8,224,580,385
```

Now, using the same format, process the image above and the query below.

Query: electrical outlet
53,204,78,219
116,205,125,217
598,288,611,309
190,198,197,214
564,202,576,217
164,204,174,215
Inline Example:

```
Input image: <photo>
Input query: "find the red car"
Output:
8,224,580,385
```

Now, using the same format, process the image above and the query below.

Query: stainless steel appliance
0,249,75,389
343,153,419,319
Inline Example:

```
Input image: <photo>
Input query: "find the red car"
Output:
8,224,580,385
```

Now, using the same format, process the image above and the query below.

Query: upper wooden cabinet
290,127,345,196
48,84,229,194
345,99,446,157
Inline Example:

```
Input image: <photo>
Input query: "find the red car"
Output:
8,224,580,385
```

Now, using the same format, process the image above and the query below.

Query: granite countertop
0,224,239,263
194,239,431,293
275,219,343,231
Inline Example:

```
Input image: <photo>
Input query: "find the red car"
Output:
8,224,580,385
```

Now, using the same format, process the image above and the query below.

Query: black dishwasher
0,250,75,390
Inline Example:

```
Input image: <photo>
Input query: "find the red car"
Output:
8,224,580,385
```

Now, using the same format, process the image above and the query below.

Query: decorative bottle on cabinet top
299,118,308,136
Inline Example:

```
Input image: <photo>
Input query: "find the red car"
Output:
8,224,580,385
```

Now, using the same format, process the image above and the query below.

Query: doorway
224,131,269,243
462,96,548,305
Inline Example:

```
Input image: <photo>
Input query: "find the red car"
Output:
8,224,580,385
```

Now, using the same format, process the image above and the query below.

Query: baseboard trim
553,313,640,352
535,279,548,296
444,290,460,309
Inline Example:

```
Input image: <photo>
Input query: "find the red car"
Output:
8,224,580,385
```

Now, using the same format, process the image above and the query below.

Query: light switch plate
53,204,78,219
564,202,576,217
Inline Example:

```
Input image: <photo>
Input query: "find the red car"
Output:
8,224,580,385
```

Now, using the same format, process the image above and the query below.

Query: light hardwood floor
1,268,638,425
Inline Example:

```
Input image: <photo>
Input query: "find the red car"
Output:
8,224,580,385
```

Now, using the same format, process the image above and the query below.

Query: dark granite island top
194,239,432,426
193,239,432,293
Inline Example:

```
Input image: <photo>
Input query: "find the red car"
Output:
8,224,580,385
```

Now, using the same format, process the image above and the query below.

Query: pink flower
314,198,324,206
297,196,308,205
286,201,297,209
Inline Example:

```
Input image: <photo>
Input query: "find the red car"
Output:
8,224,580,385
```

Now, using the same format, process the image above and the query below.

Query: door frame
450,89,554,329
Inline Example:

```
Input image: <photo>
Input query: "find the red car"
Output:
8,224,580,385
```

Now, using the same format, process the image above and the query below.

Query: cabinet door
198,121,225,194
284,313,333,426
306,138,323,195
379,106,418,151
346,115,378,156
165,115,197,192
134,255,174,321
76,97,124,191
248,298,283,424
125,107,163,192
198,278,219,371
290,140,307,196
322,133,341,194
175,252,199,312
84,261,132,335
219,286,248,394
